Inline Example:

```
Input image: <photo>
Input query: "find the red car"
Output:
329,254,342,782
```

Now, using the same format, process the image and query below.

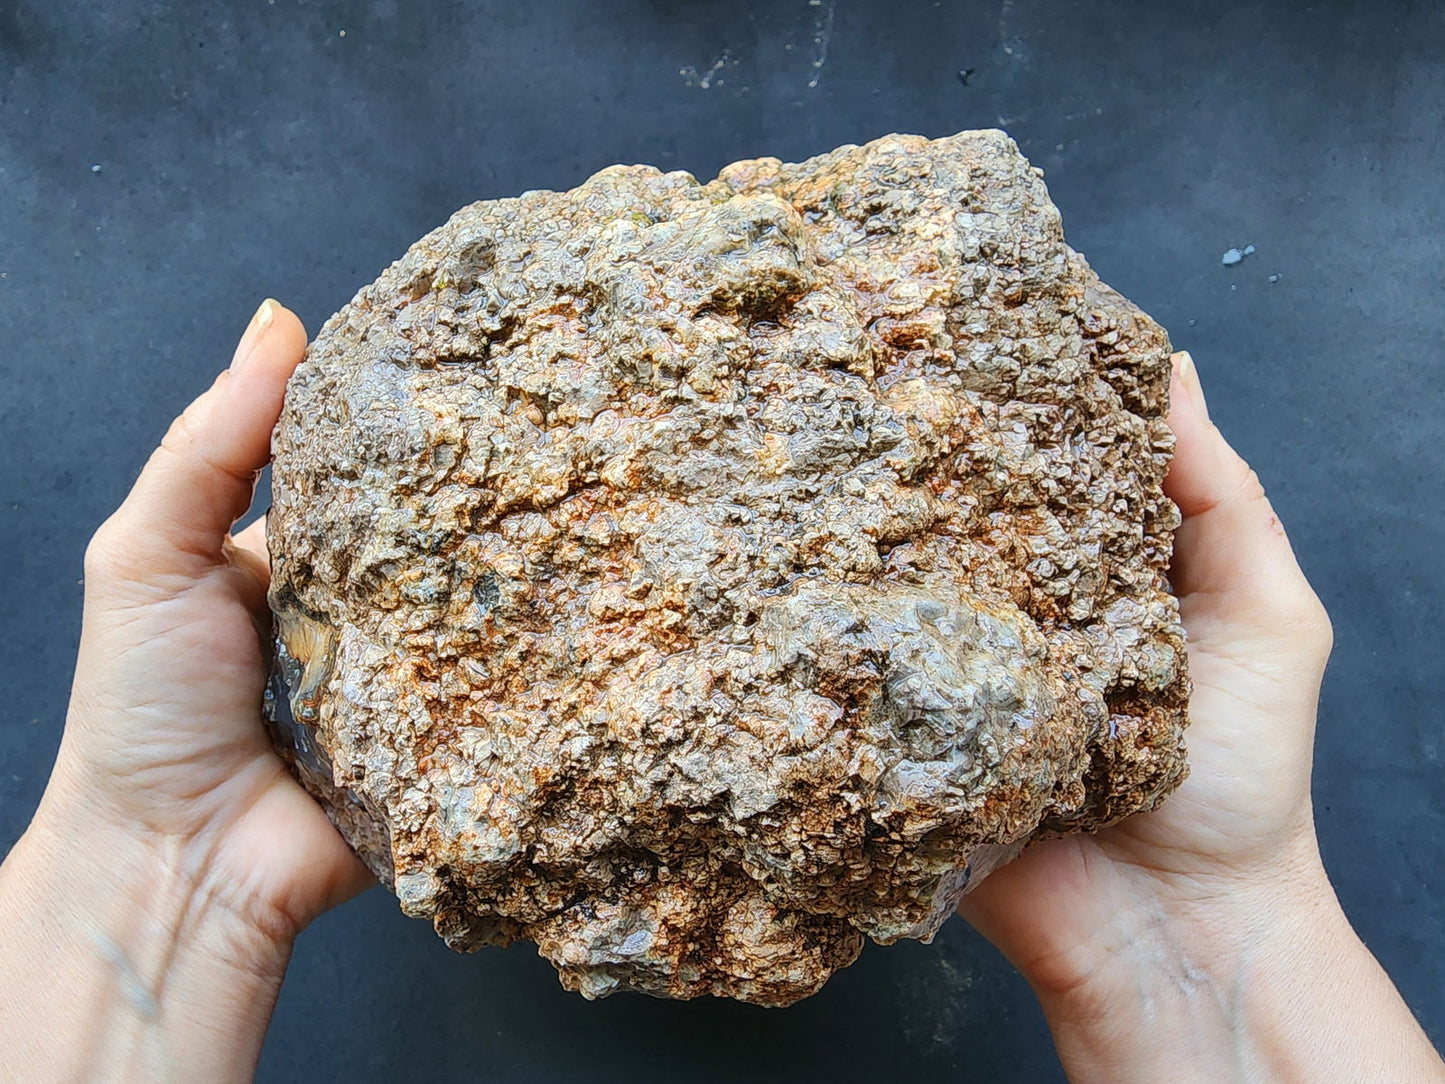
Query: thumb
85,301,307,590
1164,351,1332,662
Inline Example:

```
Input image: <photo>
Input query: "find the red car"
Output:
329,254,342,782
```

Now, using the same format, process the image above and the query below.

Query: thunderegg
266,129,1190,1007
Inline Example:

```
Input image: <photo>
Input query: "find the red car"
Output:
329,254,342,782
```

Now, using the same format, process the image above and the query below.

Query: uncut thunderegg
266,130,1190,1007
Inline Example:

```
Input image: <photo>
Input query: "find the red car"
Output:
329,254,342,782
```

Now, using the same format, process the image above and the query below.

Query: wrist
1030,861,1361,1084
0,782,293,1082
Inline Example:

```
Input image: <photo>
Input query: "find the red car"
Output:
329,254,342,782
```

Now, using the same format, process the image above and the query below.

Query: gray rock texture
266,129,1190,1006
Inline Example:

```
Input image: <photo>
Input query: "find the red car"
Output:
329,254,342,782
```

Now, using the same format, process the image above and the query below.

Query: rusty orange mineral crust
266,130,1190,1006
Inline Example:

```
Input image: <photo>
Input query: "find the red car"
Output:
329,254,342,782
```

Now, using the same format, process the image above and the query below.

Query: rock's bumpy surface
266,130,1190,1006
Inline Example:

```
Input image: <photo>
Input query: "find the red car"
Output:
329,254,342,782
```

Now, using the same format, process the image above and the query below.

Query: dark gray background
3,1,1442,1080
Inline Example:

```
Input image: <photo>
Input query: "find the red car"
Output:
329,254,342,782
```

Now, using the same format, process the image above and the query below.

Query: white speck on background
998,0,1029,60
998,0,1014,38
808,0,837,88
90,164,101,173
680,51,733,90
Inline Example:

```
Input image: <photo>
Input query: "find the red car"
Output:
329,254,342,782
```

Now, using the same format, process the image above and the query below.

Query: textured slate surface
1,1,1441,1080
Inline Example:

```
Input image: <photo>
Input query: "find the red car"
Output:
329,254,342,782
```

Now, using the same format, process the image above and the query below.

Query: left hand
49,297,372,944
0,299,370,1082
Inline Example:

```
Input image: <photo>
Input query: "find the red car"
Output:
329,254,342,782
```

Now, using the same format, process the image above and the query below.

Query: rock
266,130,1190,1007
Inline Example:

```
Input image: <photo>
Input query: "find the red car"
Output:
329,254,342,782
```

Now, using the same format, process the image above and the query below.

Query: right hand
958,352,1445,1082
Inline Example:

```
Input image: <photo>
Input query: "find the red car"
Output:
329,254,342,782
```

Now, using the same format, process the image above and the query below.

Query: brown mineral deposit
266,130,1190,1006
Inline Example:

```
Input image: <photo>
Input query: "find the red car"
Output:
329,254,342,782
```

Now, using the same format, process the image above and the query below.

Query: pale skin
0,301,1439,1082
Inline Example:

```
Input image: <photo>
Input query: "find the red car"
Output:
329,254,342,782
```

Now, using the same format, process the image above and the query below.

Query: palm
959,361,1331,989
963,631,1306,957
62,304,370,938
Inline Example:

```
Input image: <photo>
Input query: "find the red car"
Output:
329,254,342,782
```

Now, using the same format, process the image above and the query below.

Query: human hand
0,300,371,1082
54,296,371,940
958,352,1445,1082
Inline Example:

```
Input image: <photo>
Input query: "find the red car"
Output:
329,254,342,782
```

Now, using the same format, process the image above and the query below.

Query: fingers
225,514,273,619
231,514,270,568
1164,351,1331,654
87,302,306,587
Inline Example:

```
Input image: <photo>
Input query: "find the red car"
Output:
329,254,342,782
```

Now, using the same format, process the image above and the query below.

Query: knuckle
1280,585,1334,660
158,377,226,459
1303,597,1335,657
1227,464,1269,512
1240,467,1268,505
159,406,202,459
83,516,129,581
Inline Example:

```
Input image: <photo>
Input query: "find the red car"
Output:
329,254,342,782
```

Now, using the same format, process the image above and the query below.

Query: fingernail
230,299,278,371
1174,350,1211,423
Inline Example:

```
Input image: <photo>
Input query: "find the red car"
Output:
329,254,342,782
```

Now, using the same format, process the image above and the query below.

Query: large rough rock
266,130,1190,1007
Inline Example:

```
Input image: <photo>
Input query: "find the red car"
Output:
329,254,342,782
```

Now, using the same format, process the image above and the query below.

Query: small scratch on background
997,0,1014,48
680,50,733,90
997,0,1028,61
897,949,976,1050
807,0,837,88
